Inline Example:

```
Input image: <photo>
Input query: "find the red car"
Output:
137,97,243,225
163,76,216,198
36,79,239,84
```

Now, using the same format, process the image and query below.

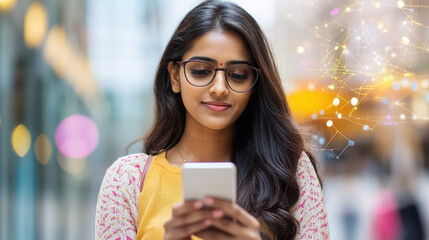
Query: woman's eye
229,73,248,81
190,69,212,77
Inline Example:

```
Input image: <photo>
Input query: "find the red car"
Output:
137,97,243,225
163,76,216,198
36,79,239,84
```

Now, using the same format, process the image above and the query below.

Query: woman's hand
163,200,214,240
195,197,262,240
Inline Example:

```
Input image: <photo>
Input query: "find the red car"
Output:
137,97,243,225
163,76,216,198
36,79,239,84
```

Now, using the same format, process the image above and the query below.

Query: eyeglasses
177,60,260,93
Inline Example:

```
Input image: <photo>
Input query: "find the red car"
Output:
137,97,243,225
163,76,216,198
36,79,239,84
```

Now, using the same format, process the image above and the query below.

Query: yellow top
137,152,203,240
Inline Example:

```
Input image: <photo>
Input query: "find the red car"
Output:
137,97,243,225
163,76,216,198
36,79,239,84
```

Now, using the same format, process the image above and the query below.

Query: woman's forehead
182,30,252,64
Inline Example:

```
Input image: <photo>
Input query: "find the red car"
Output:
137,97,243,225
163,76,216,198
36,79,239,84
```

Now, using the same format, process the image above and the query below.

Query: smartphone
182,162,237,203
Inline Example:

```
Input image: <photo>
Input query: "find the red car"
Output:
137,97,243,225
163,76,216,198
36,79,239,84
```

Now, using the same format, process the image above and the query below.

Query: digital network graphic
290,0,429,159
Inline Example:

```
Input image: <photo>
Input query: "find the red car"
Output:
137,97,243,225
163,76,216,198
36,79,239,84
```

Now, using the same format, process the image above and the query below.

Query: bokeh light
55,115,99,159
0,0,16,12
326,120,334,127
34,134,52,165
297,46,305,54
11,124,32,157
24,2,48,48
57,152,87,174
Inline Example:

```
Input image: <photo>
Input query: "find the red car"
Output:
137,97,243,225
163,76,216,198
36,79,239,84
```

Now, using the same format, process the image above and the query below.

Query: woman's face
169,30,254,132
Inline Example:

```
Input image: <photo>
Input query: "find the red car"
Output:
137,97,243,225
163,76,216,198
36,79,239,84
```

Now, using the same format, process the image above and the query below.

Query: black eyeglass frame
177,59,260,93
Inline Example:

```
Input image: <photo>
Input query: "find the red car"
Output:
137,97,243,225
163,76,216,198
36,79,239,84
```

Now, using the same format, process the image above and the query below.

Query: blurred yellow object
287,90,335,120
12,124,32,157
34,134,52,165
44,26,98,98
24,2,48,48
0,0,16,12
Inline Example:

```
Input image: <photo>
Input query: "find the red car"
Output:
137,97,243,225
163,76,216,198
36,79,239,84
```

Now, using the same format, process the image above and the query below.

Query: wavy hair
144,1,321,239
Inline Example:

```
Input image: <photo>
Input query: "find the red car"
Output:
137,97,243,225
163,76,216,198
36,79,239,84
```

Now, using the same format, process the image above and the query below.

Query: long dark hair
144,1,321,239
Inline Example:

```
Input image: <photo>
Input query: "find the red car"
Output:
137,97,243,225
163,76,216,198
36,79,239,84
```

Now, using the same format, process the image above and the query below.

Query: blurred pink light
55,114,99,158
299,60,309,70
331,8,340,16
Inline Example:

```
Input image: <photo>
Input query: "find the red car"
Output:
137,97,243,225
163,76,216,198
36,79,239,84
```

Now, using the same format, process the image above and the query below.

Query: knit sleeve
292,152,329,239
95,154,149,240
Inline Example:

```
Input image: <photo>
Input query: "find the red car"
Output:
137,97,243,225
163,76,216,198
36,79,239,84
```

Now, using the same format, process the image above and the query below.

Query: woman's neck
168,120,234,164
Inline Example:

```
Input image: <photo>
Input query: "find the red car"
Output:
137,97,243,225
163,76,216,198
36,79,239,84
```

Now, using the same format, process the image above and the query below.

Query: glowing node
35,134,52,165
363,125,370,131
334,46,339,50
401,78,409,87
386,115,391,120
55,114,99,159
333,97,340,106
326,120,333,127
311,113,318,120
401,36,410,45
331,8,340,16
319,110,325,115
328,85,335,90
297,46,305,54
24,2,48,48
319,137,325,145
400,114,406,120
308,83,315,90
337,113,342,119
397,0,404,8
377,23,384,29
412,115,418,120
348,140,355,146
374,2,381,8
351,97,358,106
346,7,351,12
11,124,32,157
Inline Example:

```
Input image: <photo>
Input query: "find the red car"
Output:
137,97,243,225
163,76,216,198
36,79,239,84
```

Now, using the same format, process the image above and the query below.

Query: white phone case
182,162,237,202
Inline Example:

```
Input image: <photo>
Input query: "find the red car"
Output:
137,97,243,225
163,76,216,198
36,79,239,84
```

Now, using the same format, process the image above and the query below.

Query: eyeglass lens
184,61,257,92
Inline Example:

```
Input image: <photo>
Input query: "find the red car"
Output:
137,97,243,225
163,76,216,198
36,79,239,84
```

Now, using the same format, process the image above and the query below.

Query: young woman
95,1,329,239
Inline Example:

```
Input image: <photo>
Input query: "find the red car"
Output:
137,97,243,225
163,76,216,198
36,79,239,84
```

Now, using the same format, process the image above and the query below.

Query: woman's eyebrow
189,56,251,66
189,56,217,63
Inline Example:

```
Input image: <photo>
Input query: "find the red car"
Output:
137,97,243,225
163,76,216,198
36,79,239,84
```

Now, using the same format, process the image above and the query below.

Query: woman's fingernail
204,197,214,206
213,209,223,218
194,201,203,209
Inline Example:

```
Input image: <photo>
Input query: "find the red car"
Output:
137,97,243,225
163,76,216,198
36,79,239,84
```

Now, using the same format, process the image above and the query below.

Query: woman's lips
203,102,231,112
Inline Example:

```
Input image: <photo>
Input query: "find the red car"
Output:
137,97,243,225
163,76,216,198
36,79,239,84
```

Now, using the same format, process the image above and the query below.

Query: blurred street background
1,0,428,239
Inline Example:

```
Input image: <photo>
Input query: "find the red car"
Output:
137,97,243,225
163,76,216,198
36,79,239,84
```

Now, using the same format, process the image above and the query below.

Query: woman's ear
168,62,181,93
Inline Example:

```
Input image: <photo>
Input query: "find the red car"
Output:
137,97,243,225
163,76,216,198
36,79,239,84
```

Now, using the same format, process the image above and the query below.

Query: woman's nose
209,70,229,96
